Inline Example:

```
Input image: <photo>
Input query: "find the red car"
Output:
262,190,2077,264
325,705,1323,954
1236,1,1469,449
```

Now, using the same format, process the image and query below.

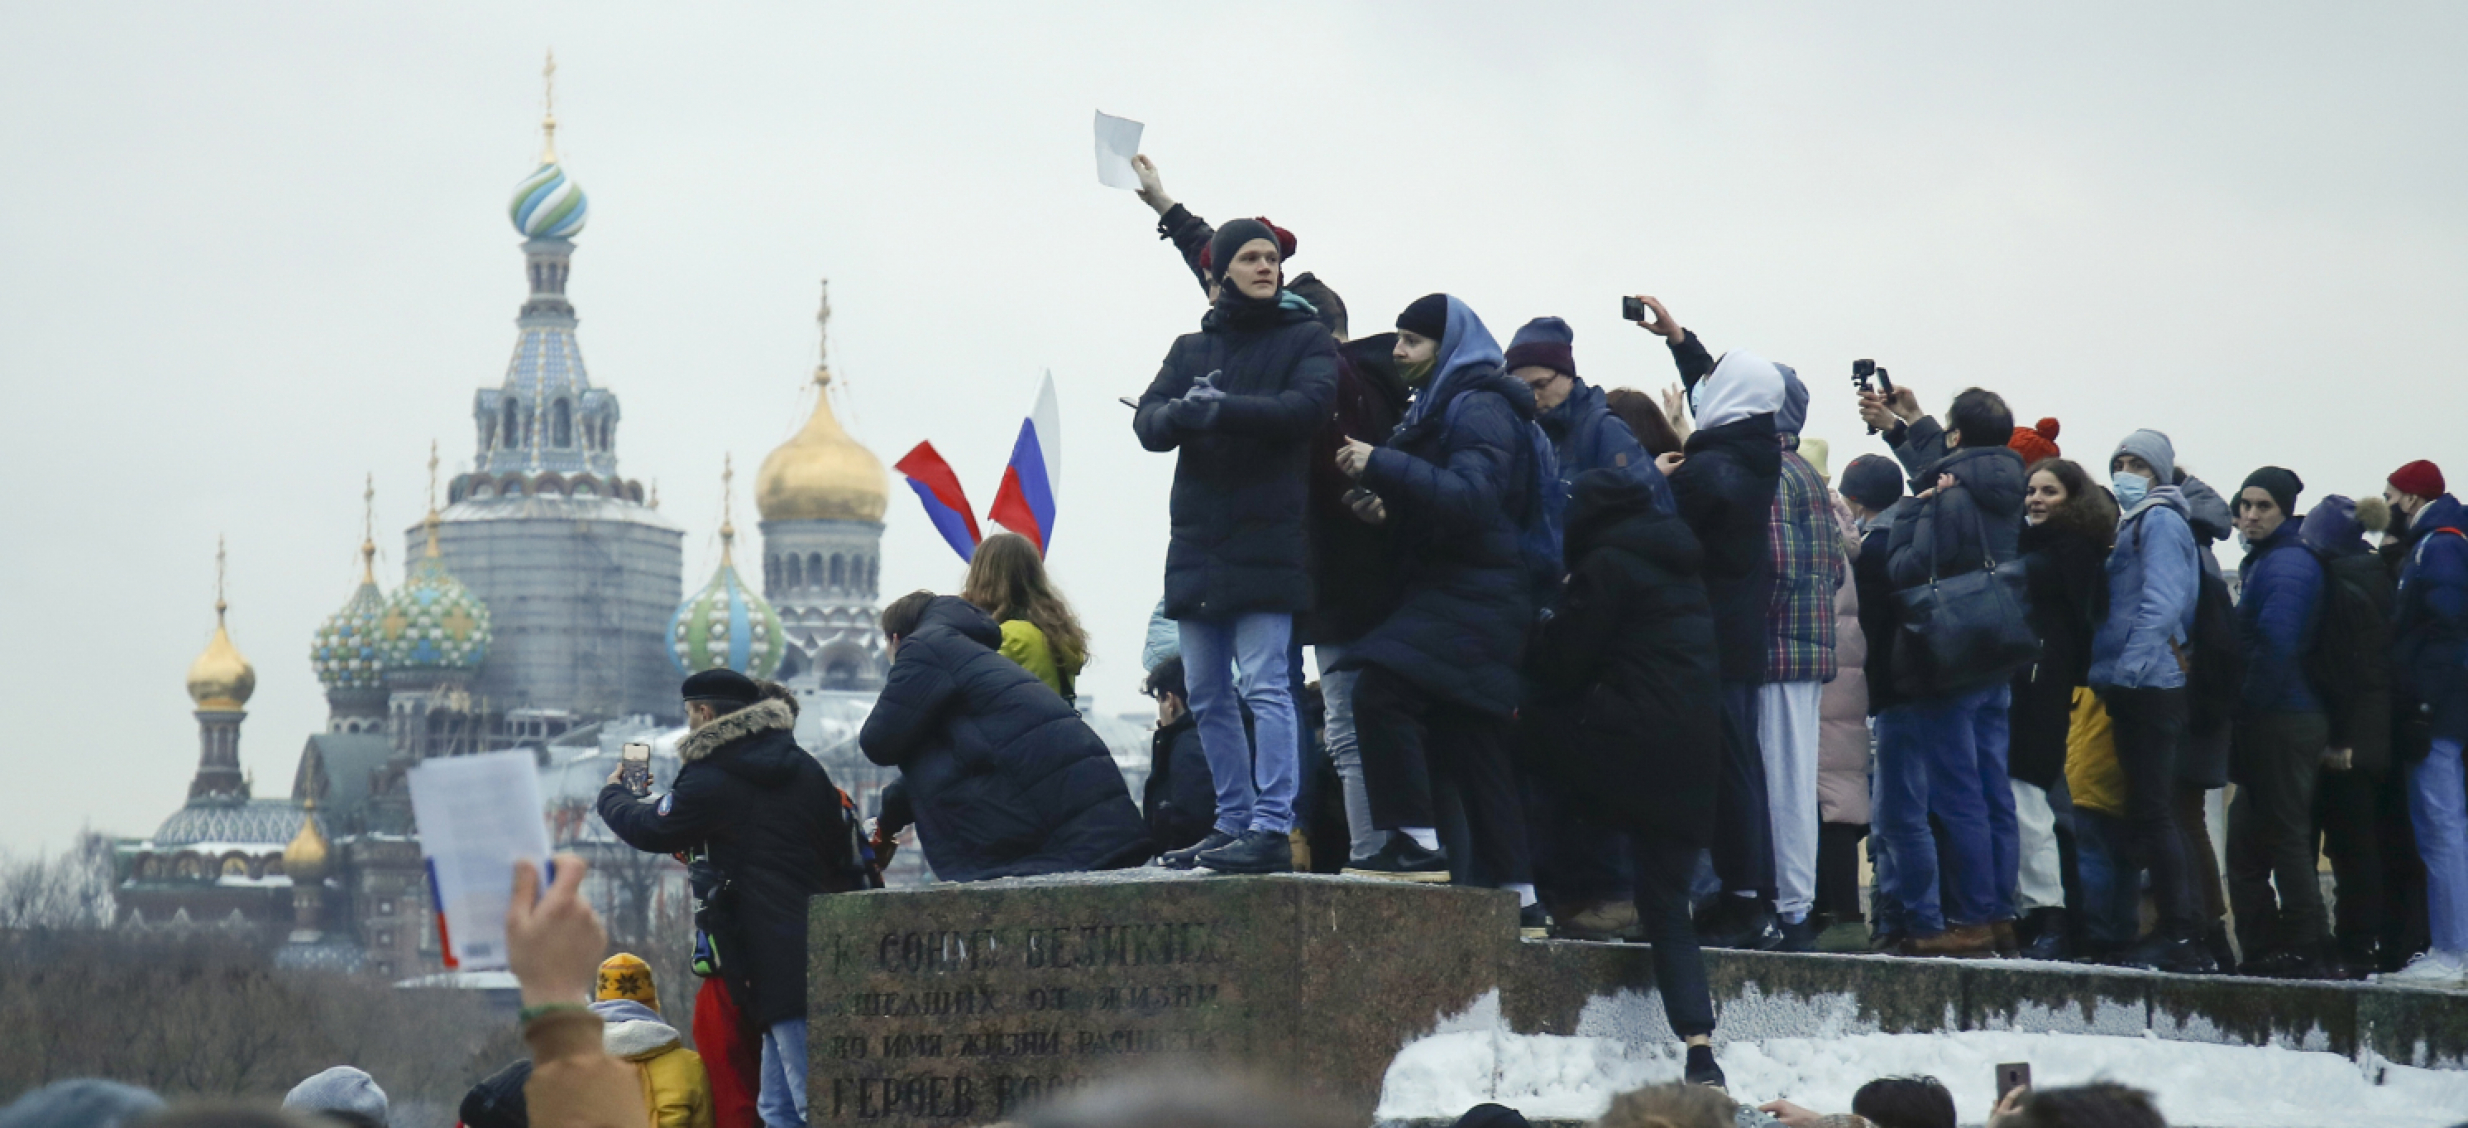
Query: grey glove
1167,395,1222,431
1185,371,1229,402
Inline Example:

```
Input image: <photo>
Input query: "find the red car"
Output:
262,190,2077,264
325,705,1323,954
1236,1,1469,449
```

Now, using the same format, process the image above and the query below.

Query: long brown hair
961,533,1089,667
2028,457,2119,548
1605,387,1684,457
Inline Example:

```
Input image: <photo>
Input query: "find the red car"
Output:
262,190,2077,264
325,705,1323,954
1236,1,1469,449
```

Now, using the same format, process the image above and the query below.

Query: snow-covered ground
1376,990,2468,1127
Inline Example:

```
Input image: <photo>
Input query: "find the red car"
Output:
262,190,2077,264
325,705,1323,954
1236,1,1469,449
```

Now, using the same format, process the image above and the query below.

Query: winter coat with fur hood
599,696,856,1028
861,596,1153,881
589,1001,712,1128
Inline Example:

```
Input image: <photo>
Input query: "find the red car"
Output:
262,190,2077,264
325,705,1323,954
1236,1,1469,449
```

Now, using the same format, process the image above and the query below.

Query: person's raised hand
1336,439,1375,480
507,854,604,1008
1888,385,1922,423
1132,155,1173,214
1655,451,1686,477
1631,295,1684,344
1857,390,1899,433
1989,1085,2029,1125
1755,1100,1824,1128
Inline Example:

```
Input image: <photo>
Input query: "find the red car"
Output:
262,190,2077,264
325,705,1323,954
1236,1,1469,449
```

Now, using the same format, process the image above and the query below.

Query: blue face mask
2113,472,2150,509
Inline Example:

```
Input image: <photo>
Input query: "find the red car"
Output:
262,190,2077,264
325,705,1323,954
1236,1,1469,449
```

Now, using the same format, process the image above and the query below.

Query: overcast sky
3,4,2463,856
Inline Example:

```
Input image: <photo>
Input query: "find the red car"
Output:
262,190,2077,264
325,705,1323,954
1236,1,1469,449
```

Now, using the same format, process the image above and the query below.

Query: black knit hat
1207,218,1281,284
681,668,761,706
2240,465,2305,516
1396,293,1449,341
1840,454,1906,513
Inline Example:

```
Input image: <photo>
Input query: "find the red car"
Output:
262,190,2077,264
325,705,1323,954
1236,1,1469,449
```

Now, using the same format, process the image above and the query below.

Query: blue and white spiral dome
509,161,589,240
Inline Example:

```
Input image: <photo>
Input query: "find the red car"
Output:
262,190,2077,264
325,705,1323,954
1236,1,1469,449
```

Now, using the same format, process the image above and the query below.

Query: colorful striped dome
669,551,784,679
509,161,589,240
312,576,388,689
378,525,492,674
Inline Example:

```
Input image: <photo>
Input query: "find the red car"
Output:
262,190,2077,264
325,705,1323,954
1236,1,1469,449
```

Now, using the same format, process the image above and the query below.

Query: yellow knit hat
1799,438,1832,484
596,952,658,1012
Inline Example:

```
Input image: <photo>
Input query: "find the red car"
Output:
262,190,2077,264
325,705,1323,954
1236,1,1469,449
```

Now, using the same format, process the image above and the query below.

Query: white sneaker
2378,949,2468,987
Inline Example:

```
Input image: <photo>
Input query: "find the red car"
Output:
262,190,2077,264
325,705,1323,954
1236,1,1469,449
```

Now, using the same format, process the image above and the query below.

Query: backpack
1446,391,1565,611
2304,547,2391,733
2186,569,2243,736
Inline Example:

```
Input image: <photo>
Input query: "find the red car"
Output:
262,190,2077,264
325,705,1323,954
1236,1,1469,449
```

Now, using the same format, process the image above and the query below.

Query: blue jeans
1179,613,1298,835
759,1018,807,1128
1316,645,1382,862
2410,736,2468,953
2074,809,2143,948
1875,684,2019,930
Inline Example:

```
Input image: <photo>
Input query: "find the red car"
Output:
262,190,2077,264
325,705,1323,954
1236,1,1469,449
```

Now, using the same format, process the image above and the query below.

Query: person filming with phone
598,669,861,1128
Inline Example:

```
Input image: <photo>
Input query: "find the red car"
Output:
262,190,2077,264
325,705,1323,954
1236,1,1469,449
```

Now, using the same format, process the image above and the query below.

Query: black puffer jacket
860,597,1152,880
2009,506,2110,788
1670,413,1782,682
1301,334,1410,646
1134,295,1339,620
1887,445,2028,588
1523,468,1723,846
1344,366,1538,718
1142,713,1214,854
598,697,855,1027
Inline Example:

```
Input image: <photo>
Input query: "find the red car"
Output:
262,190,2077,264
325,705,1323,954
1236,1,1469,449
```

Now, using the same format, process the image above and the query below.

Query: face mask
2112,473,2150,509
1398,356,1436,388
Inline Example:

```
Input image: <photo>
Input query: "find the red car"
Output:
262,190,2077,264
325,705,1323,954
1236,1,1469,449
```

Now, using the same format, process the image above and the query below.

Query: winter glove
1166,394,1223,431
1185,371,1229,402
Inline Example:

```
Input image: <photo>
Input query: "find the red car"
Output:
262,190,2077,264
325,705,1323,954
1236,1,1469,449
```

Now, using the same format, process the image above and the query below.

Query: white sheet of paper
407,750,552,971
1093,111,1144,190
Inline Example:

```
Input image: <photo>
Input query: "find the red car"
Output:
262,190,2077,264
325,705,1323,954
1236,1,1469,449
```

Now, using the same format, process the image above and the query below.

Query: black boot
1159,831,1235,871
1699,898,1784,951
2019,909,2071,961
1195,829,1293,875
1684,1043,1725,1089
2123,929,2219,974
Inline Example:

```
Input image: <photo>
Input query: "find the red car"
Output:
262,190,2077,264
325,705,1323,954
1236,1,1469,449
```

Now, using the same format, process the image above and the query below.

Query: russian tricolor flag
894,441,983,563
988,373,1062,554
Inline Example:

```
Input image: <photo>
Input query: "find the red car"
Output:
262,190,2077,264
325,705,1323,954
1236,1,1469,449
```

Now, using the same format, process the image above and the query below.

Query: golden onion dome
757,371,888,523
187,541,256,710
283,799,330,884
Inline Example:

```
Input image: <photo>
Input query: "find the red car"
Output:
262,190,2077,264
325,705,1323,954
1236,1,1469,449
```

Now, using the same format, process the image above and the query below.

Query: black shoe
2329,936,2382,981
1700,899,1785,951
1776,916,1819,953
1341,833,1451,883
2019,909,2071,961
2203,923,2239,972
2240,946,2331,981
1195,829,1293,875
1519,903,1551,940
2122,932,2220,974
1684,1044,1726,1089
1159,831,1235,871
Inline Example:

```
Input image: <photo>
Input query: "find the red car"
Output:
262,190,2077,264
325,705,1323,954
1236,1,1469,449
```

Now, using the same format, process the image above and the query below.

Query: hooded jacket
2236,519,2325,716
588,1001,712,1128
598,697,853,1028
1666,341,1785,683
860,596,1153,880
1522,467,1723,846
1817,496,1872,824
1345,298,1538,717
1539,378,1670,512
1302,333,1411,646
2090,486,2201,691
2009,500,2111,788
1134,291,1339,620
1853,502,1907,714
2299,499,2396,770
1885,444,2028,589
1141,712,1214,854
2393,493,2468,743
2177,471,2235,578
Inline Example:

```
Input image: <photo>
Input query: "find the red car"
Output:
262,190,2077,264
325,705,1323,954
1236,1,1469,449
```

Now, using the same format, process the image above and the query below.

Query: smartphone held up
621,741,652,796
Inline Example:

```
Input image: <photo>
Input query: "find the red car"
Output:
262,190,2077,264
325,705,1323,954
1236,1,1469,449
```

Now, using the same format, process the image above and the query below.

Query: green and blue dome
379,519,492,673
670,517,782,678
509,161,589,240
312,555,388,689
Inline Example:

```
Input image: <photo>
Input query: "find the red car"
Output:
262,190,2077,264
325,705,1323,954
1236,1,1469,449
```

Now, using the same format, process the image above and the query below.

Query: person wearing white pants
2011,780,2067,915
1759,372,1846,950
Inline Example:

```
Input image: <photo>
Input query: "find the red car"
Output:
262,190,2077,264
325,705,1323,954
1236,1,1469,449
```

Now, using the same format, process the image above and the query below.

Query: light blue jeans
2410,736,2468,953
1316,643,1381,861
1179,613,1298,835
759,1018,807,1128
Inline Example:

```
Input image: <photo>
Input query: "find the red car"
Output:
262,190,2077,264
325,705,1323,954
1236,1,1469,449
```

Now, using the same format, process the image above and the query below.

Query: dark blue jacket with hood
2236,519,2324,715
2394,493,2468,743
859,596,1152,881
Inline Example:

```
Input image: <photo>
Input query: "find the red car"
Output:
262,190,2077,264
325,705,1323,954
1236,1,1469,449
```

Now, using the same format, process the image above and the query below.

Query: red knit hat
2007,417,2061,466
2389,459,2446,499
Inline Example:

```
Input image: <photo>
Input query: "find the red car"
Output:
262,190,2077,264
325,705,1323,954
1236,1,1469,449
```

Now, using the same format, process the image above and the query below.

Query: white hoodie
1692,350,1786,431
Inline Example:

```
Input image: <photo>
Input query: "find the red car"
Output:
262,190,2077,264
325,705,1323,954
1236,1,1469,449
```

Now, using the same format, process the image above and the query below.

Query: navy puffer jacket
2236,521,2324,715
860,597,1153,881
1886,444,2027,588
1344,366,1538,717
1540,379,1670,511
2394,494,2468,743
1134,295,1339,620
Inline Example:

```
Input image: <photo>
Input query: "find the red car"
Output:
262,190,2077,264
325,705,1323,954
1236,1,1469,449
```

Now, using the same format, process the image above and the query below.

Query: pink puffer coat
1817,494,1872,825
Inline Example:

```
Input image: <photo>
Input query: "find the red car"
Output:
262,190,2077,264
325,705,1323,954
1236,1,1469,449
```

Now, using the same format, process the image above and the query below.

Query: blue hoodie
2236,519,2324,714
2090,485,2201,690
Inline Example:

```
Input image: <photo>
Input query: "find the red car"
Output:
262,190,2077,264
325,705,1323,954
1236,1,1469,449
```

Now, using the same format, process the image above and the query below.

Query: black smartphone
621,742,652,796
1118,396,1138,409
1997,1061,2031,1099
1622,296,1646,322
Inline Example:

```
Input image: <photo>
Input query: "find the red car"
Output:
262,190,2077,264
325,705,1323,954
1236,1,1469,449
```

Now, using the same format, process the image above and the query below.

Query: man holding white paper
598,669,860,1128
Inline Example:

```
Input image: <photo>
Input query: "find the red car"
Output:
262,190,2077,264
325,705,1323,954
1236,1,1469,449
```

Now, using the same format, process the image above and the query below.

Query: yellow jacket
598,1004,713,1128
2065,688,2126,818
998,619,1083,699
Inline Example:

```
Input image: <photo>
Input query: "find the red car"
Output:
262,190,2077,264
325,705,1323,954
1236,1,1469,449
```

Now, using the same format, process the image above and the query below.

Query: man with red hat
2382,459,2468,985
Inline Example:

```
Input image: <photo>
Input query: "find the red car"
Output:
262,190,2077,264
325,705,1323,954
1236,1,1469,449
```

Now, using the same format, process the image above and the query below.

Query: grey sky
3,4,2462,855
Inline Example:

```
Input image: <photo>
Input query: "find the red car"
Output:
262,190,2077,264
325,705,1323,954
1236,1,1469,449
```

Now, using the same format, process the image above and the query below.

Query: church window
785,555,803,588
220,856,248,878
552,401,573,448
867,556,879,594
806,554,823,588
830,555,846,588
502,400,520,448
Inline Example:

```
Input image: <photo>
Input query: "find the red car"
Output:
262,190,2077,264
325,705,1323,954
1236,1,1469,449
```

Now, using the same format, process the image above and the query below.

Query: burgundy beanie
2008,417,2061,466
2390,459,2446,500
1503,316,1577,379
